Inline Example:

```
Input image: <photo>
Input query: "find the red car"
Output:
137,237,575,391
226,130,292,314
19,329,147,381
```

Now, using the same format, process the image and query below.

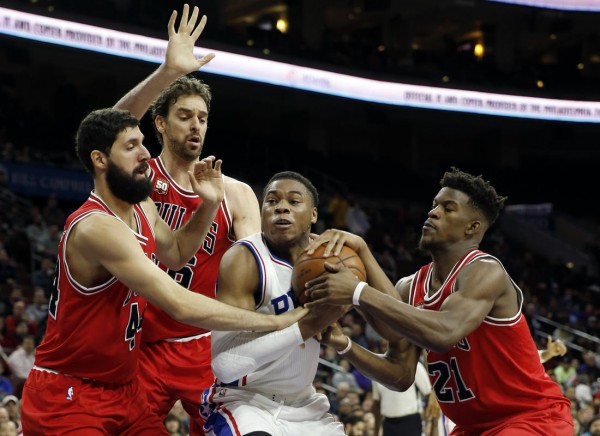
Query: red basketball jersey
408,249,569,433
35,193,155,385
143,157,235,341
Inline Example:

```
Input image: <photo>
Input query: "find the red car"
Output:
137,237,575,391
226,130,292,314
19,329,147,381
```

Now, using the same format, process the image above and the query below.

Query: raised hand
164,4,216,77
188,156,224,205
546,335,567,359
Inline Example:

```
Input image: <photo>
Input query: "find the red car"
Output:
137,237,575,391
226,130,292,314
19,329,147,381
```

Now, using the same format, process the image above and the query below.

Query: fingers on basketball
292,246,366,305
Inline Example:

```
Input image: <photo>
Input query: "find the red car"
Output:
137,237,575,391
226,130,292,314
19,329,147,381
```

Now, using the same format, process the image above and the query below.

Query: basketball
291,245,367,306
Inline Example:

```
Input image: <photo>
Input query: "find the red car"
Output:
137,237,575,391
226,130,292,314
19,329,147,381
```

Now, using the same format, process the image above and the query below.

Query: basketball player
114,5,261,433
19,109,306,435
304,168,573,435
200,171,346,436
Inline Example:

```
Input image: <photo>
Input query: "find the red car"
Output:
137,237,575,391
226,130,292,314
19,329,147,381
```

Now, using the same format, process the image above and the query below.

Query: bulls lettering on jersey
144,157,235,341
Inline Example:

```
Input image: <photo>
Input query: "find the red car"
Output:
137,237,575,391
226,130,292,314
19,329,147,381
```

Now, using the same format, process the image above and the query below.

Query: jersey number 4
429,357,475,402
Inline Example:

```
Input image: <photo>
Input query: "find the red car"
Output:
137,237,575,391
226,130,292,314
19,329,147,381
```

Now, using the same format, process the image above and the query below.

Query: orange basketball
292,245,367,306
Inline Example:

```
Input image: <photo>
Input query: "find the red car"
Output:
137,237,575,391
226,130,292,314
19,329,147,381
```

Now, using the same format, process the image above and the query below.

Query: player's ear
465,220,481,236
155,116,166,133
90,150,108,171
311,207,318,225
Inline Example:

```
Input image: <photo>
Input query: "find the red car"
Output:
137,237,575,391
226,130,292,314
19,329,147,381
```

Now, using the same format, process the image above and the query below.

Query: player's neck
264,235,310,264
159,150,197,189
430,244,478,283
93,184,137,230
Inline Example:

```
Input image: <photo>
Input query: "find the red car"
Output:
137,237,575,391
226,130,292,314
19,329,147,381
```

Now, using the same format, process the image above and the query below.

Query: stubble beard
166,132,203,162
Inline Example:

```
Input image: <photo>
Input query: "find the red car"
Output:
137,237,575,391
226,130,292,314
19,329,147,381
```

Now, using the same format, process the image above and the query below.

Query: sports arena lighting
1,7,600,123
486,0,600,12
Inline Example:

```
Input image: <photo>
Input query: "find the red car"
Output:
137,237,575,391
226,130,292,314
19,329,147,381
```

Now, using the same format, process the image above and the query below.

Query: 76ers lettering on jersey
408,249,569,432
143,157,235,342
35,194,155,384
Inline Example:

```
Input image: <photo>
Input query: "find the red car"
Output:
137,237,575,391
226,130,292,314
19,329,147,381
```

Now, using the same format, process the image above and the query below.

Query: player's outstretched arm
70,215,306,333
114,3,215,119
307,259,505,353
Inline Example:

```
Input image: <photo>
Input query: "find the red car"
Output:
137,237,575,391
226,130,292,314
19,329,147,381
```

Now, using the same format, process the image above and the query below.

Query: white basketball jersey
233,233,320,394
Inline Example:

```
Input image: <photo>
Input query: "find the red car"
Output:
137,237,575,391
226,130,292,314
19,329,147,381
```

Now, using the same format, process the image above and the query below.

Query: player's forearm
153,280,301,333
167,199,221,269
211,324,304,383
114,64,181,119
359,287,463,352
336,339,415,391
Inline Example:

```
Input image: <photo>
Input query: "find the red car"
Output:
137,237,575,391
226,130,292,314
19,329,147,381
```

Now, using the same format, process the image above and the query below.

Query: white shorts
201,385,345,436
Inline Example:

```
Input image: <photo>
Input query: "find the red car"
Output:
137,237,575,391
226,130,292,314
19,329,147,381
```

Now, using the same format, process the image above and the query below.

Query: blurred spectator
586,415,600,436
30,258,55,293
332,359,361,391
0,419,17,436
579,406,596,434
4,302,37,352
345,415,367,436
329,192,349,230
554,357,578,386
6,335,35,397
41,194,65,228
24,208,47,248
164,413,185,436
23,288,48,326
34,224,60,260
167,400,190,436
0,365,12,400
1,396,20,433
345,199,370,237
372,360,432,436
0,250,16,288
576,373,594,409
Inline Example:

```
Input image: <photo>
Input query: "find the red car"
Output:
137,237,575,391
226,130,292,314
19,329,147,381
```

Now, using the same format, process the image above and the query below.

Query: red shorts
139,334,214,436
21,368,166,435
450,402,573,436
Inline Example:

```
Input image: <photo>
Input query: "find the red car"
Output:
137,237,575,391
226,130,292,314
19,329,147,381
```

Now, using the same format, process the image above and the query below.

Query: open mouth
135,163,149,176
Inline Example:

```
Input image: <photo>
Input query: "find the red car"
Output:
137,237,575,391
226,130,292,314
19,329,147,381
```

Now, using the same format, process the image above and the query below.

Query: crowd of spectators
1,137,599,434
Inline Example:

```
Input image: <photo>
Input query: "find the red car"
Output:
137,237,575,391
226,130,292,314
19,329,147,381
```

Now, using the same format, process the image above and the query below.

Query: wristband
353,281,367,306
337,336,352,355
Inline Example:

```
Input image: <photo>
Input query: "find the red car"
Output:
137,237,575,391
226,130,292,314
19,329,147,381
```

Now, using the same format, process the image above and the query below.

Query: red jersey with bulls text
408,249,569,433
143,157,235,341
35,193,155,385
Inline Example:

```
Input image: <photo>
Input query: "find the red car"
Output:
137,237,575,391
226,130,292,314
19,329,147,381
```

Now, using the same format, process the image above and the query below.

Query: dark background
1,0,600,218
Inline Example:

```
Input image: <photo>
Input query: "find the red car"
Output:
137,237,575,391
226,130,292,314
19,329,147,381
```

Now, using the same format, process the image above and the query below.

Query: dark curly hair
75,108,139,174
440,167,507,225
263,171,319,207
151,74,212,145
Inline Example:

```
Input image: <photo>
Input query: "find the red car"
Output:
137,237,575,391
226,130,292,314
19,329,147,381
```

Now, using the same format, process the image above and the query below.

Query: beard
106,160,152,204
